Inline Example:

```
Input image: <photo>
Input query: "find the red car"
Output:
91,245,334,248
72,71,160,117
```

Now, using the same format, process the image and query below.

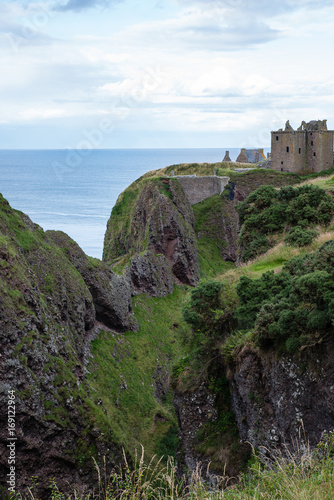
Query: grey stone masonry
174,175,230,205
271,119,334,173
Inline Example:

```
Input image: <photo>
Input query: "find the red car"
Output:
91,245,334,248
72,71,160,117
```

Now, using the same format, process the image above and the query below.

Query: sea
0,148,265,259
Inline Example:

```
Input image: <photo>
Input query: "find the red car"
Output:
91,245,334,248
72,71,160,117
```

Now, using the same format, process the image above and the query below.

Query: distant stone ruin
236,148,266,163
271,119,334,173
223,151,232,162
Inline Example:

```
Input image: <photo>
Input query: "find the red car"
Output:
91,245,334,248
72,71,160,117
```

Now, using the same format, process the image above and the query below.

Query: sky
1,0,334,149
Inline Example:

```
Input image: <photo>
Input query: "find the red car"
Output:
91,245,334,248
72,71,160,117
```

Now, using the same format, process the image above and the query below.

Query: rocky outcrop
174,380,251,481
174,383,218,474
231,343,334,453
103,177,200,293
127,251,174,297
46,231,137,331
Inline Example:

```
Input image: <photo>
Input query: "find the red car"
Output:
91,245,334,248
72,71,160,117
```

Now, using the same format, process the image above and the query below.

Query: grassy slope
86,286,190,460
219,172,334,283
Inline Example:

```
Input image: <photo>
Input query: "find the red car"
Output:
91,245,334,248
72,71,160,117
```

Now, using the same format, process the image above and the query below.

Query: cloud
178,0,334,18
54,0,121,11
19,107,66,121
124,8,282,53
0,3,59,49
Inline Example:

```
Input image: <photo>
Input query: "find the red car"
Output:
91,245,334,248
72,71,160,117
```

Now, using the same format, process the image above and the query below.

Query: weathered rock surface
103,177,200,293
174,383,218,474
46,230,137,331
127,251,174,297
174,175,230,205
231,343,334,453
174,380,250,481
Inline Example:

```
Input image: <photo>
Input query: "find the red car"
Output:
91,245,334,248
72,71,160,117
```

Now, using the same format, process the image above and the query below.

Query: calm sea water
0,148,257,258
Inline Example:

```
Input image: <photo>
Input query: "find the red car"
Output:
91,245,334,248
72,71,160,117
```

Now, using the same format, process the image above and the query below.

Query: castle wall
271,131,297,172
307,131,333,172
175,175,230,205
271,128,333,173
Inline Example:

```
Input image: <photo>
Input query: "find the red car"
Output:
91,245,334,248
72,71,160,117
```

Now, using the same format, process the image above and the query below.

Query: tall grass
14,432,334,500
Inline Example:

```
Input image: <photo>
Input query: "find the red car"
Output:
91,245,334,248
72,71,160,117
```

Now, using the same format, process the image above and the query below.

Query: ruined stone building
223,150,232,162
236,148,266,163
271,120,334,173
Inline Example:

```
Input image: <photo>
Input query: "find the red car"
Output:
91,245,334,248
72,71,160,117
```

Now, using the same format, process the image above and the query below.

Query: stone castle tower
271,120,334,173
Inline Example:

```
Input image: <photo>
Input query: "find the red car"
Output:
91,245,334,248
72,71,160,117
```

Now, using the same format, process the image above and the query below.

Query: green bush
285,226,317,247
182,280,237,340
236,183,334,261
251,242,334,348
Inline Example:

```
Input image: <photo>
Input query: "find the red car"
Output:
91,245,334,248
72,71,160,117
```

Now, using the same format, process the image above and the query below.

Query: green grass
192,194,236,279
299,173,334,192
103,183,141,262
218,226,334,285
196,237,235,279
86,286,190,459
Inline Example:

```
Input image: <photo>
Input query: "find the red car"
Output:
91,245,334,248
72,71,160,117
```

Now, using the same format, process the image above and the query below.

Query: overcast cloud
0,0,334,148
54,0,121,12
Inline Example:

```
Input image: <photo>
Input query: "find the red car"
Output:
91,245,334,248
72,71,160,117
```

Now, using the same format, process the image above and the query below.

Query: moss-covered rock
103,177,200,292
46,230,137,331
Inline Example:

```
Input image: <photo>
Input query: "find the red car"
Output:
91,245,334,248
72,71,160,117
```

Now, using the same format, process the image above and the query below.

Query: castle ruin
271,120,334,173
236,148,266,163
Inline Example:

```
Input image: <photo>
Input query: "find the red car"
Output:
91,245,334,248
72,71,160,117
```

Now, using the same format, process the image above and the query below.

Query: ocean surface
0,148,263,259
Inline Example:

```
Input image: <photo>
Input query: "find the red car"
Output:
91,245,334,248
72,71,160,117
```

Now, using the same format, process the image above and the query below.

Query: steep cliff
103,177,200,294
46,230,137,331
231,342,334,453
0,195,137,497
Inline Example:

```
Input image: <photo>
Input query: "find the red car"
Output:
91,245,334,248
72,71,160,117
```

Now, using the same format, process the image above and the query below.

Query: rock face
174,384,218,474
0,196,132,498
103,177,200,294
127,251,174,297
231,343,334,453
46,231,137,331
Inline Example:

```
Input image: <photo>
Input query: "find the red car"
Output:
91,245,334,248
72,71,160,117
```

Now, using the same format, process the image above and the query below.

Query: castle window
276,136,279,141
281,161,284,165
299,148,301,154
286,146,289,153
311,141,314,146
313,152,316,157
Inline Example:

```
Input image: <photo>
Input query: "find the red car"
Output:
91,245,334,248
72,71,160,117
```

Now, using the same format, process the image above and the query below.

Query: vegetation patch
237,183,334,261
87,286,189,459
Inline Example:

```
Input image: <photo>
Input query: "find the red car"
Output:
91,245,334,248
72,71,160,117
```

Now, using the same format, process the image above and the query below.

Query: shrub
285,226,317,247
237,183,334,261
236,242,334,350
182,280,237,340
